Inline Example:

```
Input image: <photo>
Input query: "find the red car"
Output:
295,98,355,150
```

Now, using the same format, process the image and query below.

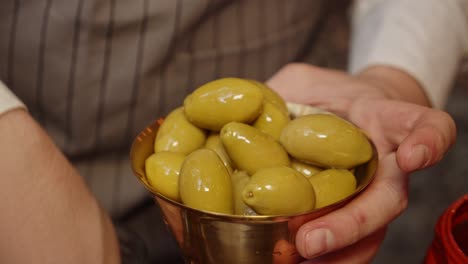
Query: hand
266,63,456,263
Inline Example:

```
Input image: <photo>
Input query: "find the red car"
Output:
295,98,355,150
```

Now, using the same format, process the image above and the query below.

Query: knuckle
395,192,409,215
382,178,408,217
348,207,369,243
345,178,408,245
433,110,456,143
282,62,314,75
441,111,457,144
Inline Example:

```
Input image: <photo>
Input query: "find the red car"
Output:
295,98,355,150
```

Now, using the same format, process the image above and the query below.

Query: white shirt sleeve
349,0,468,109
0,81,27,115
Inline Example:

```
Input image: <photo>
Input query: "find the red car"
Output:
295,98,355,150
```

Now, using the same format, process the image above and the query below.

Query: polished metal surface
130,120,378,264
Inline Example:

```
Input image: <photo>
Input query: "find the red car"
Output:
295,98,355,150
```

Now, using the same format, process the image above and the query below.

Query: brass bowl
130,119,378,264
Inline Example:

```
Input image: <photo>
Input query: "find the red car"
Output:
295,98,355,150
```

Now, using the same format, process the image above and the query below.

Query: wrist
356,66,432,107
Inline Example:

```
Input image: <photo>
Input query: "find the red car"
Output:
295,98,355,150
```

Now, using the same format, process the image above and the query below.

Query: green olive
308,169,357,208
242,166,315,215
249,80,288,114
220,122,290,175
145,152,185,202
280,114,373,169
253,102,291,140
179,148,234,214
231,170,257,216
204,133,234,173
155,107,206,154
290,159,323,178
184,77,264,131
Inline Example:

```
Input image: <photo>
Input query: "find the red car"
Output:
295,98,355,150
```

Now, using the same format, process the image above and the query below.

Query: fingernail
410,144,430,169
304,229,334,258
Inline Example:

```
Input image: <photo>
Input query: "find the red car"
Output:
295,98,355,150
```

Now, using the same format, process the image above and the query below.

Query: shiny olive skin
290,159,323,178
280,114,373,169
220,122,290,175
308,169,357,208
249,80,288,114
231,170,257,216
204,133,234,173
242,166,315,215
184,77,264,131
145,151,185,202
155,107,206,154
179,148,234,214
253,102,291,140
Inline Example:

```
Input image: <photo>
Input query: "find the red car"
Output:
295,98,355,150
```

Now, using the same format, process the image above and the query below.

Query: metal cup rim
130,118,379,222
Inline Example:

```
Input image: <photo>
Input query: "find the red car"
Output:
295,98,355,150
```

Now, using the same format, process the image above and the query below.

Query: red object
425,194,468,264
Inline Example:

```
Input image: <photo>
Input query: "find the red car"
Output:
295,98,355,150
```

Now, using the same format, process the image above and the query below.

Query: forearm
0,109,120,263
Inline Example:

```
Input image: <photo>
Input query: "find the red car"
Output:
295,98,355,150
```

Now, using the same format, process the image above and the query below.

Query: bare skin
267,63,456,263
0,109,120,264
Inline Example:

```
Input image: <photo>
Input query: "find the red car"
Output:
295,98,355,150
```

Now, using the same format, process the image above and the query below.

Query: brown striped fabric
0,0,331,216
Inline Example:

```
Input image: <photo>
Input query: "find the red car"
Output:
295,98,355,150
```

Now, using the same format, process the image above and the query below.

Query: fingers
266,63,388,111
267,64,457,174
348,99,457,173
396,109,456,172
300,228,387,264
265,63,322,103
295,153,408,259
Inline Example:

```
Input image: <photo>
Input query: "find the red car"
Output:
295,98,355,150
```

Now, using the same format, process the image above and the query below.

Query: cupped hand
266,63,456,263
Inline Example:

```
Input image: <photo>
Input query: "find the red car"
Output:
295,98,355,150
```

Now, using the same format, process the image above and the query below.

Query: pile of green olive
144,77,373,216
